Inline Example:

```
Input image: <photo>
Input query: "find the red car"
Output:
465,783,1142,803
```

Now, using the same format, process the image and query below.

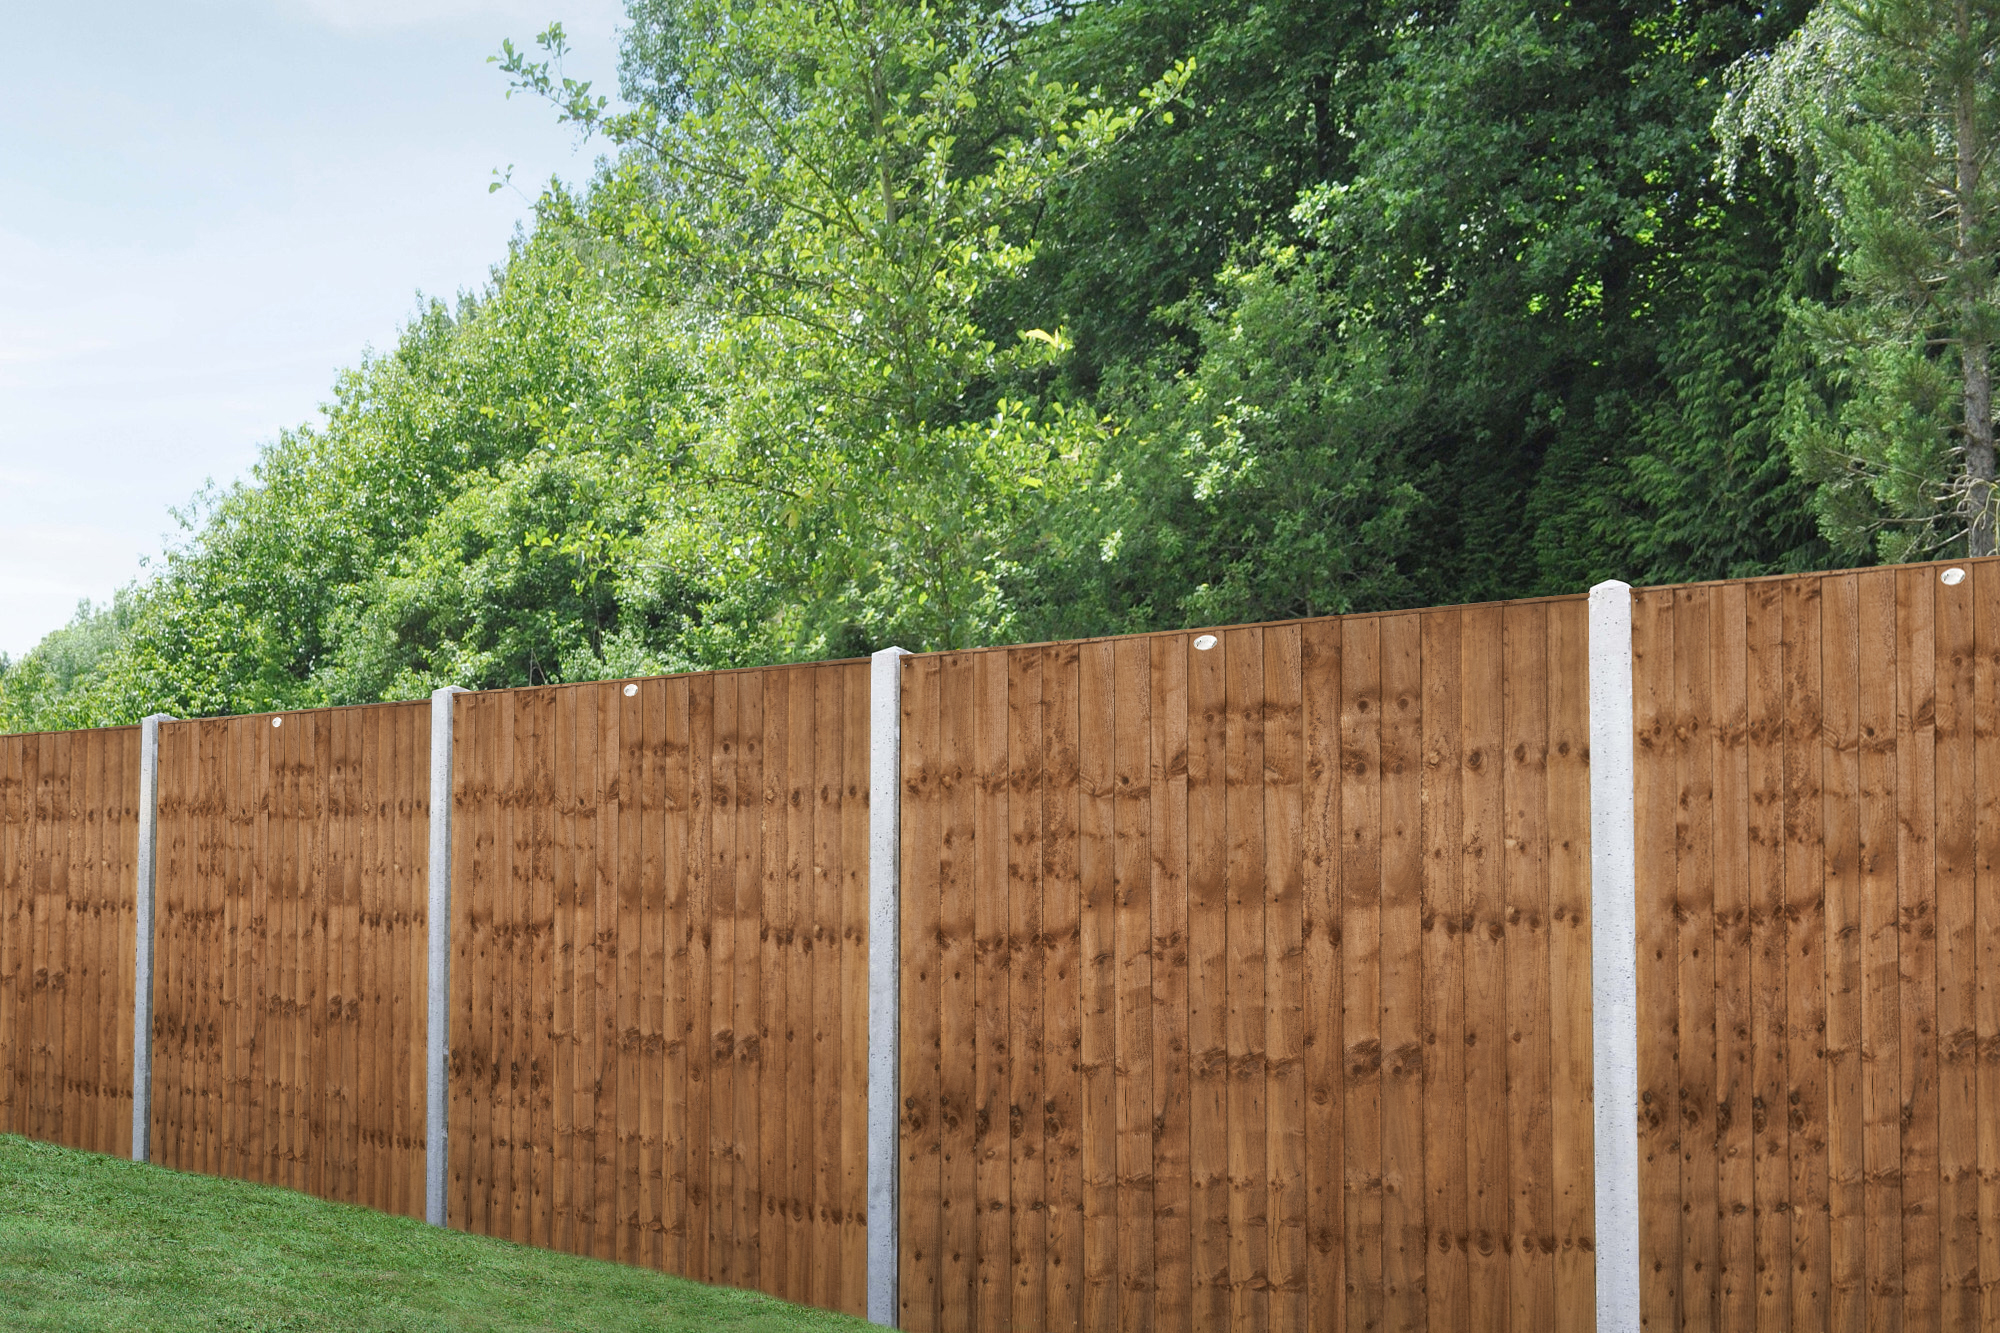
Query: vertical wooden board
193,727,216,1170
53,732,77,1153
1544,602,1595,1333
571,687,603,1255
1631,590,1680,1332
681,678,711,1283
501,695,530,1244
105,733,128,1157
733,673,765,1291
79,734,104,1156
809,667,841,1305
1147,637,1191,1333
1974,560,2000,1331
759,672,793,1300
1933,565,1978,1324
902,654,944,1332
757,673,789,1298
592,685,623,1260
489,693,518,1240
1819,574,1867,1333
1299,622,1343,1333
550,688,579,1253
120,732,142,1156
1502,604,1557,1333
1460,604,1511,1333
298,719,321,1193
115,732,137,1156
841,665,872,1312
1894,567,1940,1329
245,720,270,1188
413,705,434,1215
520,694,552,1246
1041,643,1085,1333
1339,616,1385,1333
785,668,816,1303
1264,626,1309,1333
447,699,475,1228
1185,630,1233,1333
330,713,354,1202
207,725,229,1170
973,652,1014,1333
1372,618,1424,1332
940,654,982,1332
393,707,418,1214
1112,639,1156,1333
617,681,647,1263
663,679,692,1272
348,711,373,1204
1783,576,1831,1332
1672,589,1719,1333
1226,626,1270,1333
360,706,384,1213
1854,572,1905,1326
1008,648,1051,1332
1709,587,1756,1333
706,675,738,1285
0,737,21,1138
142,735,162,1160
278,716,301,1191
1075,640,1119,1333
295,721,318,1196
1744,579,1793,1330
1417,611,1466,1333
639,682,669,1270
471,693,500,1234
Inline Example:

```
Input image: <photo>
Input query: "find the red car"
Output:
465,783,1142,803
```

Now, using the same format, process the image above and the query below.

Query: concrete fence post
131,712,173,1163
425,686,467,1227
1588,580,1640,1333
867,646,910,1327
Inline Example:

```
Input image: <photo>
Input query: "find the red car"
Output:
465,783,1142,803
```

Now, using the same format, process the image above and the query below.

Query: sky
0,0,624,658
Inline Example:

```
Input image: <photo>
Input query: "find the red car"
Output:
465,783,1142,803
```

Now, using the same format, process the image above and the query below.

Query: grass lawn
0,1133,874,1332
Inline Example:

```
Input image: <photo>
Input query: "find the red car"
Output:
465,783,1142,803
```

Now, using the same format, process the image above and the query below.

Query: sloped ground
0,1134,870,1333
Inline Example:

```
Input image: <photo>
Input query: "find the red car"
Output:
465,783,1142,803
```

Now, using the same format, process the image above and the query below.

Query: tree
500,0,1188,652
1720,0,2000,558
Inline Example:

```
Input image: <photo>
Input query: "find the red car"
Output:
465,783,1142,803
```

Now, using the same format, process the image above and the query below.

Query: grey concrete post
131,713,172,1163
867,646,909,1327
425,686,467,1226
1588,581,1639,1332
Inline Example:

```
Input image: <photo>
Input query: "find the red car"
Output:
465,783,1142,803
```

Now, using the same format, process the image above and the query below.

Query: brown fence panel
898,601,1596,1333
0,726,139,1157
446,663,870,1313
1632,558,2000,1332
149,703,429,1215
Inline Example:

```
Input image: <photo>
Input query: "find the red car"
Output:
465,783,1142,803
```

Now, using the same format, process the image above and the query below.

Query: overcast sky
0,0,623,658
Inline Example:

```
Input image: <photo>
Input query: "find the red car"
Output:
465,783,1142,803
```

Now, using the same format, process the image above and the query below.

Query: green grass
0,1134,874,1332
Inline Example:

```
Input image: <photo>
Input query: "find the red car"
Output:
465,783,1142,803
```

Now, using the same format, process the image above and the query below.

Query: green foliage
7,0,1928,731
503,1,1189,652
1719,0,2000,557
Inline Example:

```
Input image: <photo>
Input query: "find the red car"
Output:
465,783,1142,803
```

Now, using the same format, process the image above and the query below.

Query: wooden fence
148,704,431,1214
0,726,139,1157
1632,563,2000,1333
445,664,872,1316
894,602,1596,1333
6,559,2000,1333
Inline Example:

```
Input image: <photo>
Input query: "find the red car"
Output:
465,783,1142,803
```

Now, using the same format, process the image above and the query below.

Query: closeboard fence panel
1631,560,1999,1333
0,726,138,1157
445,663,870,1315
148,703,429,1216
898,601,1596,1333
